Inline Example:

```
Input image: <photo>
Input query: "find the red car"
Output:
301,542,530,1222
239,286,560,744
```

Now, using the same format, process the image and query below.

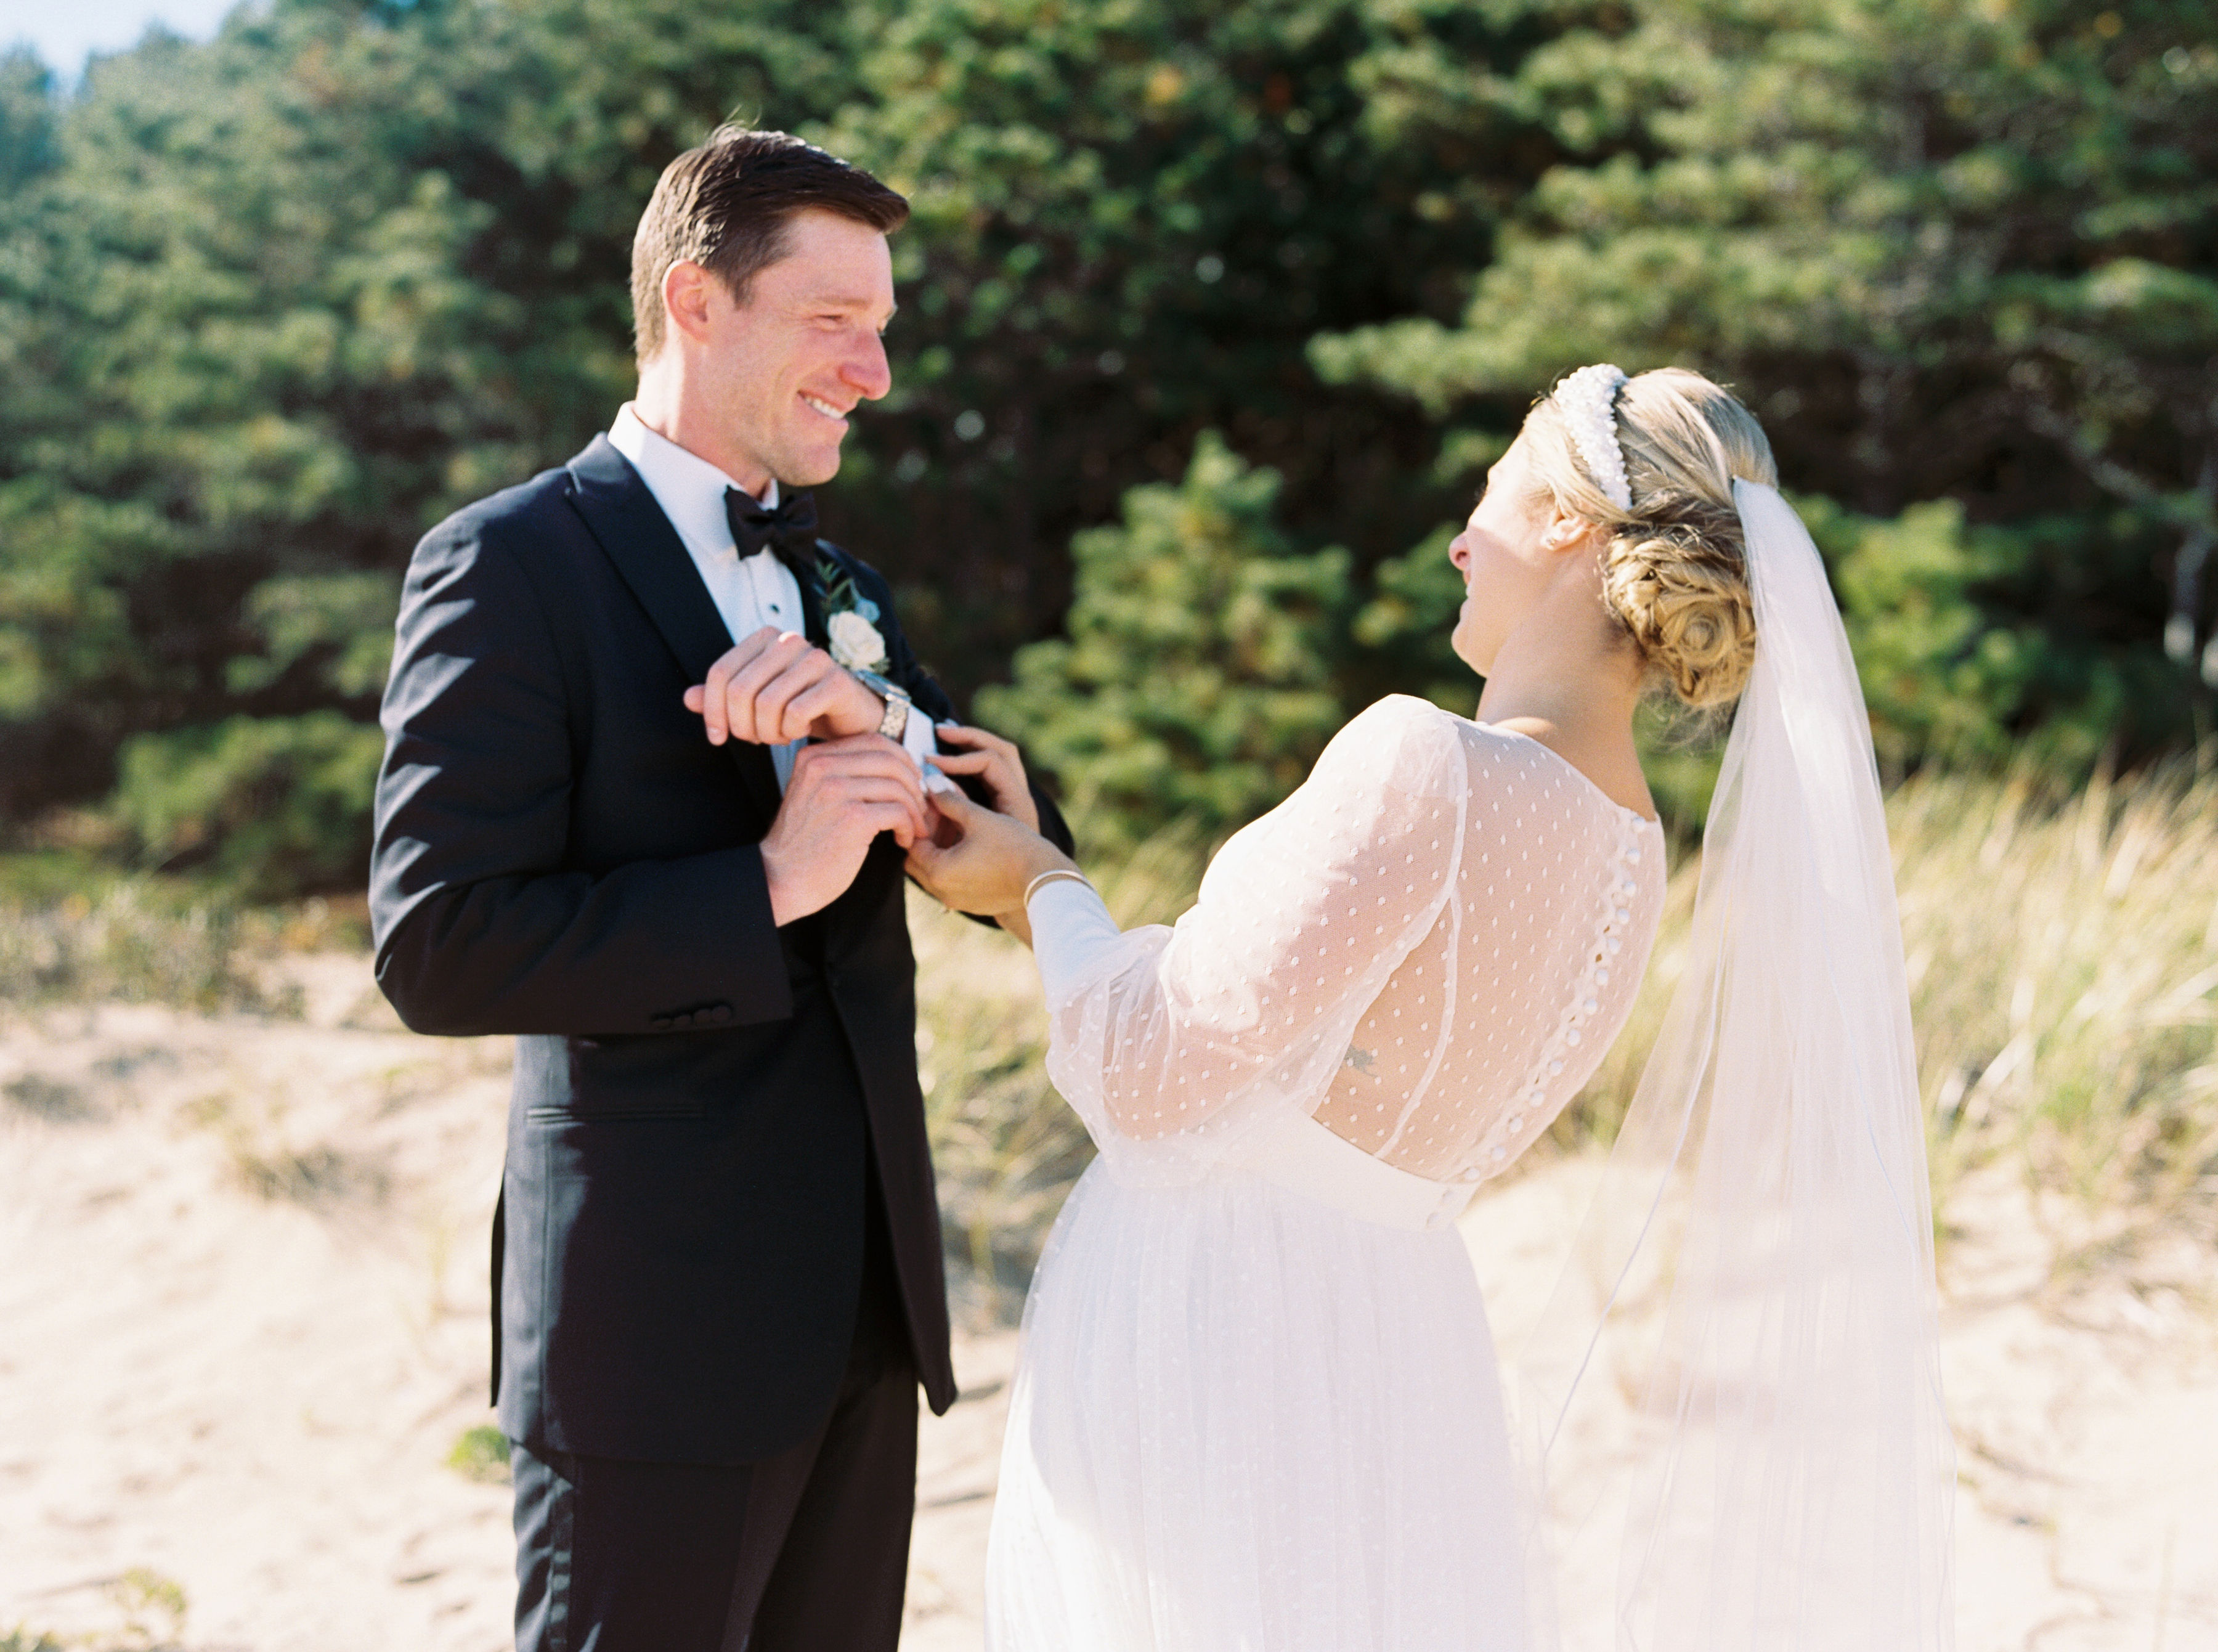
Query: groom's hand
685,627,884,746
760,734,933,926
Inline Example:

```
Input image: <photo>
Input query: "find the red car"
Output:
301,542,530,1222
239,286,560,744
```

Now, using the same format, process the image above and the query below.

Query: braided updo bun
1522,367,1774,709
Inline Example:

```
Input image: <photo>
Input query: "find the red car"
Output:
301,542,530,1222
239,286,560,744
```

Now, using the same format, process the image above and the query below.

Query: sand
2,958,2212,1650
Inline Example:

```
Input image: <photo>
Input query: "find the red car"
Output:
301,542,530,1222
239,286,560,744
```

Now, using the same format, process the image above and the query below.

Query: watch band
874,681,912,741
850,669,911,741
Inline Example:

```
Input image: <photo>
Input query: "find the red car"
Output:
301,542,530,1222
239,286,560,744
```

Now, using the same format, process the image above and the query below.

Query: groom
370,126,1070,1651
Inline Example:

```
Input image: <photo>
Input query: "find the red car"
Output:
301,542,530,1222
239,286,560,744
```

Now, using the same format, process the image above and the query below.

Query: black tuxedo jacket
370,434,1070,1465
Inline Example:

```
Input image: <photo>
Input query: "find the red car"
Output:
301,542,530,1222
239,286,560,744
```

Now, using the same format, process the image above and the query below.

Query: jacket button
707,1004,733,1023
673,1011,696,1029
651,1015,674,1031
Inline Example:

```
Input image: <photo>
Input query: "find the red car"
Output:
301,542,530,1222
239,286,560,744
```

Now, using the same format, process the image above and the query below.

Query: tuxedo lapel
564,436,783,826
794,545,829,651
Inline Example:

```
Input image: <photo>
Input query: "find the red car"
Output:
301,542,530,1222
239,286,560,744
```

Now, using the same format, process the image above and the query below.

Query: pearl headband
1551,364,1631,512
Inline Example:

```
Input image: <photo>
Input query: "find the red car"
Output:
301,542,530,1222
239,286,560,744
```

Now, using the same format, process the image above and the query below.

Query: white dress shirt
609,403,938,791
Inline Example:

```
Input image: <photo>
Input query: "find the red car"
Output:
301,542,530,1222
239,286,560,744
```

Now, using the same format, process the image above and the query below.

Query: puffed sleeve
1028,696,1468,1182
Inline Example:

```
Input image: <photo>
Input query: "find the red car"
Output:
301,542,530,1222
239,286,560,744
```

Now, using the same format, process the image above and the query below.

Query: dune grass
0,855,361,1014
913,763,2218,1314
0,1567,191,1652
1893,763,2218,1259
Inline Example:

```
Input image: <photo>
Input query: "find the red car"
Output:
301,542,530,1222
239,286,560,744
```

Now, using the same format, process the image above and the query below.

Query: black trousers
511,1190,919,1652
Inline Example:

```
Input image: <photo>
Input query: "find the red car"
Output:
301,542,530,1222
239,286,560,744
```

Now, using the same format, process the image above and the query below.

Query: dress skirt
984,1112,1529,1651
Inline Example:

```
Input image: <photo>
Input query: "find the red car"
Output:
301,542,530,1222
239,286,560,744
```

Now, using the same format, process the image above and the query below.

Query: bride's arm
1009,698,1467,1160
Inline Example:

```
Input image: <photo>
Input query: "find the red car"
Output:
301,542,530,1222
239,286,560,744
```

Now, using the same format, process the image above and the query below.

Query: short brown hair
629,126,909,364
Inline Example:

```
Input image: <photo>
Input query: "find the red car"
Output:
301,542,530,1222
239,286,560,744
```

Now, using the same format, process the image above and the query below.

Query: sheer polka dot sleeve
1036,696,1468,1182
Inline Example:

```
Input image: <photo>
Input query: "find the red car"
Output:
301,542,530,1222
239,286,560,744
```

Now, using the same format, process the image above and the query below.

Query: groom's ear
659,260,725,352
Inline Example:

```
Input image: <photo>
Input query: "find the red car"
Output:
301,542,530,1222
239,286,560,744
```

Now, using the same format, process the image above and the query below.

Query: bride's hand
928,722,1039,832
905,789,1078,932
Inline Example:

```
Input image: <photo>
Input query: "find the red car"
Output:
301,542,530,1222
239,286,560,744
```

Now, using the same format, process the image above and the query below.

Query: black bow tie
725,487,820,582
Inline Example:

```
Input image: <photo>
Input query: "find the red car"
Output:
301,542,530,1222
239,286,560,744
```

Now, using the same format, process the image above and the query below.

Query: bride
909,366,1954,1650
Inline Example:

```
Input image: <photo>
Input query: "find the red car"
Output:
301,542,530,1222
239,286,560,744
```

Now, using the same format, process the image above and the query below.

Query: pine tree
978,434,1352,848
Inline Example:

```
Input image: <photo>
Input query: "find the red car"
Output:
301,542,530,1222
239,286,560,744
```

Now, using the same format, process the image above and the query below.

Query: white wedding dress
985,694,1668,1651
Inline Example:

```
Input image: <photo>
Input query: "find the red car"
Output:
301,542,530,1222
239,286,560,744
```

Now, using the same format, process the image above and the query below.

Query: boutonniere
816,555,889,673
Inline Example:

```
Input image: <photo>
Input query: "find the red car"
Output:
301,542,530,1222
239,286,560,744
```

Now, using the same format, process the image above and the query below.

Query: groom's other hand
930,722,1040,832
760,733,933,924
684,625,884,746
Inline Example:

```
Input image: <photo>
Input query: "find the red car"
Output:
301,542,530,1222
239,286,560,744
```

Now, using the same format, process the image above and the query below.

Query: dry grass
1894,764,2218,1262
180,1088,392,1208
914,766,2218,1313
1565,762,2218,1267
2,1567,190,1652
0,862,363,1015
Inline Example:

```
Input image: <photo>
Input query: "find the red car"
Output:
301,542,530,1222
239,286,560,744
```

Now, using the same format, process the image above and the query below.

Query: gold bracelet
1023,868,1092,906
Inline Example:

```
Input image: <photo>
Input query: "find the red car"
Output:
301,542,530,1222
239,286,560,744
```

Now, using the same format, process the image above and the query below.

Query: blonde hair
1521,367,1776,709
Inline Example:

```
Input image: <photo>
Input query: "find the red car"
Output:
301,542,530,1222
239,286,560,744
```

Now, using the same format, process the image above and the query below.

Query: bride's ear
1537,510,1601,560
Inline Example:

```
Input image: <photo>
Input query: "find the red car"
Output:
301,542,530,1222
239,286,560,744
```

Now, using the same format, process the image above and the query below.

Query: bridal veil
1516,478,1957,1649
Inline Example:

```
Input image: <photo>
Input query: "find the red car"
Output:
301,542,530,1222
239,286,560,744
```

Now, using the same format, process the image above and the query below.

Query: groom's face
694,209,897,489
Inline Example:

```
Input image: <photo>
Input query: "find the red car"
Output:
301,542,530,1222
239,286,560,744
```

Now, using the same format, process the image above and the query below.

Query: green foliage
979,434,1352,848
1318,0,2218,778
104,1566,188,1651
1347,524,1476,713
0,0,1543,887
447,1422,513,1484
226,573,399,698
0,0,2210,882
817,0,1540,648
110,712,385,897
1800,493,2190,777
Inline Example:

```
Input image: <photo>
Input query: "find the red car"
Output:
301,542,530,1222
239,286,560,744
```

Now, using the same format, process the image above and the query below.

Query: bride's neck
1473,562,1653,816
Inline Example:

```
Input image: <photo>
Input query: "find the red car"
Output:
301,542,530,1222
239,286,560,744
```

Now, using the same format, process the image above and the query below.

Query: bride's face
1448,433,1562,675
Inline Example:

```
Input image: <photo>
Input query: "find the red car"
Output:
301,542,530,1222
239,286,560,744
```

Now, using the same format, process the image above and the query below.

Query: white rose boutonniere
816,555,889,674
827,609,886,673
